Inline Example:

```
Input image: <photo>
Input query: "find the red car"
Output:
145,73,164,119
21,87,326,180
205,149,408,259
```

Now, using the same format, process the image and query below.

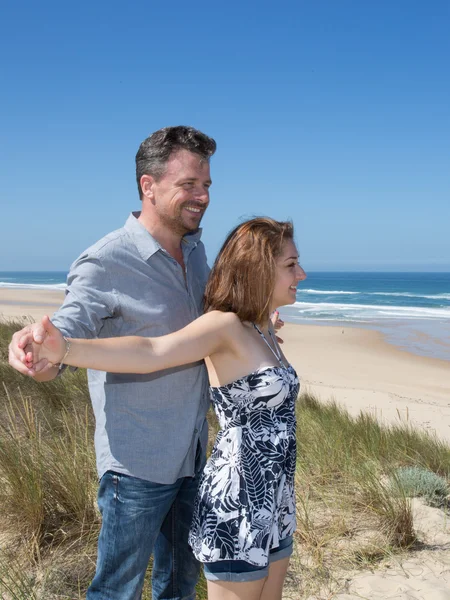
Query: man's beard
158,207,203,236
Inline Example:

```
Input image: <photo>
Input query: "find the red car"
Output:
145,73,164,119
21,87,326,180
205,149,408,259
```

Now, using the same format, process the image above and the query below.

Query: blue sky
1,0,449,271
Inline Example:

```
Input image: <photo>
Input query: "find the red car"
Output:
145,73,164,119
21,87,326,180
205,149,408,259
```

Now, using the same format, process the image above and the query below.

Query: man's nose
195,187,210,203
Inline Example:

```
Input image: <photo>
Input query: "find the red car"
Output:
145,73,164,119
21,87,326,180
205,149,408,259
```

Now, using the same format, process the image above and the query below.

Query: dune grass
0,319,449,598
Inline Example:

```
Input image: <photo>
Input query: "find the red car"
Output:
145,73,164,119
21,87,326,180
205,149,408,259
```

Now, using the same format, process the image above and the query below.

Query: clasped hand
19,316,66,374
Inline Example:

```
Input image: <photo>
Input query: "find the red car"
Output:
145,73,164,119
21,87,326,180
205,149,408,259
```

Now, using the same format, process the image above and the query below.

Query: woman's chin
287,291,298,304
273,295,296,308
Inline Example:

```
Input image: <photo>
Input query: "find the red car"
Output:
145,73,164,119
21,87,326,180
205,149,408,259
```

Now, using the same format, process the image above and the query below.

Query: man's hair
204,217,294,324
135,126,217,198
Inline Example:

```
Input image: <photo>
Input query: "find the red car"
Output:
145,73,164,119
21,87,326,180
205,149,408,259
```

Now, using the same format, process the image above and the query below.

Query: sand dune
334,499,450,600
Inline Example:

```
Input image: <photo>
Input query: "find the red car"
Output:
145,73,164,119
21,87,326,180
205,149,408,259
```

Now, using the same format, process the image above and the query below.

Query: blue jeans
87,448,205,600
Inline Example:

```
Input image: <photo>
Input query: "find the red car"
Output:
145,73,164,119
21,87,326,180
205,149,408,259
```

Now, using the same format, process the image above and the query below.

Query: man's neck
137,212,184,263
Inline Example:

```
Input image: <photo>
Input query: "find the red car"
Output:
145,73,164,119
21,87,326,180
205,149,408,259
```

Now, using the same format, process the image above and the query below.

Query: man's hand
9,320,57,377
270,310,285,344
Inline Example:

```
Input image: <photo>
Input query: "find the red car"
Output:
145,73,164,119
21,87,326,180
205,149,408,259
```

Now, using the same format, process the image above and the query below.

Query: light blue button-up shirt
52,212,210,484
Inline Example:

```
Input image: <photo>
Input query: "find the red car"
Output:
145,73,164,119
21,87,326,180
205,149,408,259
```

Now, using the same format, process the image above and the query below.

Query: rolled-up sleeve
52,252,118,340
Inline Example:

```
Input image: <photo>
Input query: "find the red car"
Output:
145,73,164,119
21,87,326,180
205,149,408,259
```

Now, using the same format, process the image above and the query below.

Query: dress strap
253,323,285,367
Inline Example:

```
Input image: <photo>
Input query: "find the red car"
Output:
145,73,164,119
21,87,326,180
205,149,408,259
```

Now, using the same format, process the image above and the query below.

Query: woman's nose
297,265,307,281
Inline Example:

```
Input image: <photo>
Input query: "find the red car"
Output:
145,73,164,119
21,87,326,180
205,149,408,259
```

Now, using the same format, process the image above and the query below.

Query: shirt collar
124,211,203,262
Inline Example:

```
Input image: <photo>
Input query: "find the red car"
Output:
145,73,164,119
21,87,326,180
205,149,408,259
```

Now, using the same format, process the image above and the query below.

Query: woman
25,217,306,600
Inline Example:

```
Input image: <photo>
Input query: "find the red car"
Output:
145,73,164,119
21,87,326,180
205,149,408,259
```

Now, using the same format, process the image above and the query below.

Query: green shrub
391,466,449,507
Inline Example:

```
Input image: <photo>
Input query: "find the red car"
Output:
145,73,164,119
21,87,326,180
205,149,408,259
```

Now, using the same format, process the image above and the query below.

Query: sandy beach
1,288,449,440
0,288,65,320
282,322,450,443
1,288,450,599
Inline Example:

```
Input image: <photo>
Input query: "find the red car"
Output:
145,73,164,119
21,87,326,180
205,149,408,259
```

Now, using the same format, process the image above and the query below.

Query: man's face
146,149,212,235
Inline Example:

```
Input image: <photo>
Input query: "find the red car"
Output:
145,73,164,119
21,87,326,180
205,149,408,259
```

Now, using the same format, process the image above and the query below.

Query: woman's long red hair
204,217,294,324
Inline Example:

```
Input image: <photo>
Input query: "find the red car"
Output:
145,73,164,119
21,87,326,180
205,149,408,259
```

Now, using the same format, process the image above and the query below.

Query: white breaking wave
287,301,450,321
0,282,67,290
299,289,450,300
372,292,450,300
299,289,358,295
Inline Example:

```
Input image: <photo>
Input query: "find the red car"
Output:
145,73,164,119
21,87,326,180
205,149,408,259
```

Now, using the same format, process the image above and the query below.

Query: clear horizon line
1,269,450,274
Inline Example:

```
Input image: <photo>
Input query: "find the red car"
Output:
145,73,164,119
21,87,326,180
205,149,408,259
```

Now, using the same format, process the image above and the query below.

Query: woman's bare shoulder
202,311,245,358
202,310,242,333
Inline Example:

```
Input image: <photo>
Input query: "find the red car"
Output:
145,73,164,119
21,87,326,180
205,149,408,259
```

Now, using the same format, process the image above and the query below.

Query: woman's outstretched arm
24,312,237,374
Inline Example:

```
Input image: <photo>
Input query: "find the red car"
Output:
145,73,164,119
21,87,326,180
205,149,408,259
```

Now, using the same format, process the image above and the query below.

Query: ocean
280,272,450,362
0,271,67,290
1,271,449,361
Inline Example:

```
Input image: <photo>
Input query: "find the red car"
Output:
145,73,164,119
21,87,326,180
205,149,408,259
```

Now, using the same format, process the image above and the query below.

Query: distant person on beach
22,217,307,600
9,126,216,600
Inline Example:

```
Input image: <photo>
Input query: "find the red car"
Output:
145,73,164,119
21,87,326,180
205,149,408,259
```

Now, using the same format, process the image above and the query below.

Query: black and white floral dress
189,325,300,567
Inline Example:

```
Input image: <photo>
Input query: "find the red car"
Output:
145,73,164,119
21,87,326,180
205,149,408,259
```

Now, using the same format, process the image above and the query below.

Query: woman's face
271,239,306,310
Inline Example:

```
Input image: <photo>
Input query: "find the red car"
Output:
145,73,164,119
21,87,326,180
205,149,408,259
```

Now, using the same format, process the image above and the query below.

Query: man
9,126,216,600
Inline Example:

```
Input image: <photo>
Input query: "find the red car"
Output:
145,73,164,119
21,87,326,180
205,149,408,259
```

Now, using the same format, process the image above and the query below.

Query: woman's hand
23,315,67,372
271,310,285,344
